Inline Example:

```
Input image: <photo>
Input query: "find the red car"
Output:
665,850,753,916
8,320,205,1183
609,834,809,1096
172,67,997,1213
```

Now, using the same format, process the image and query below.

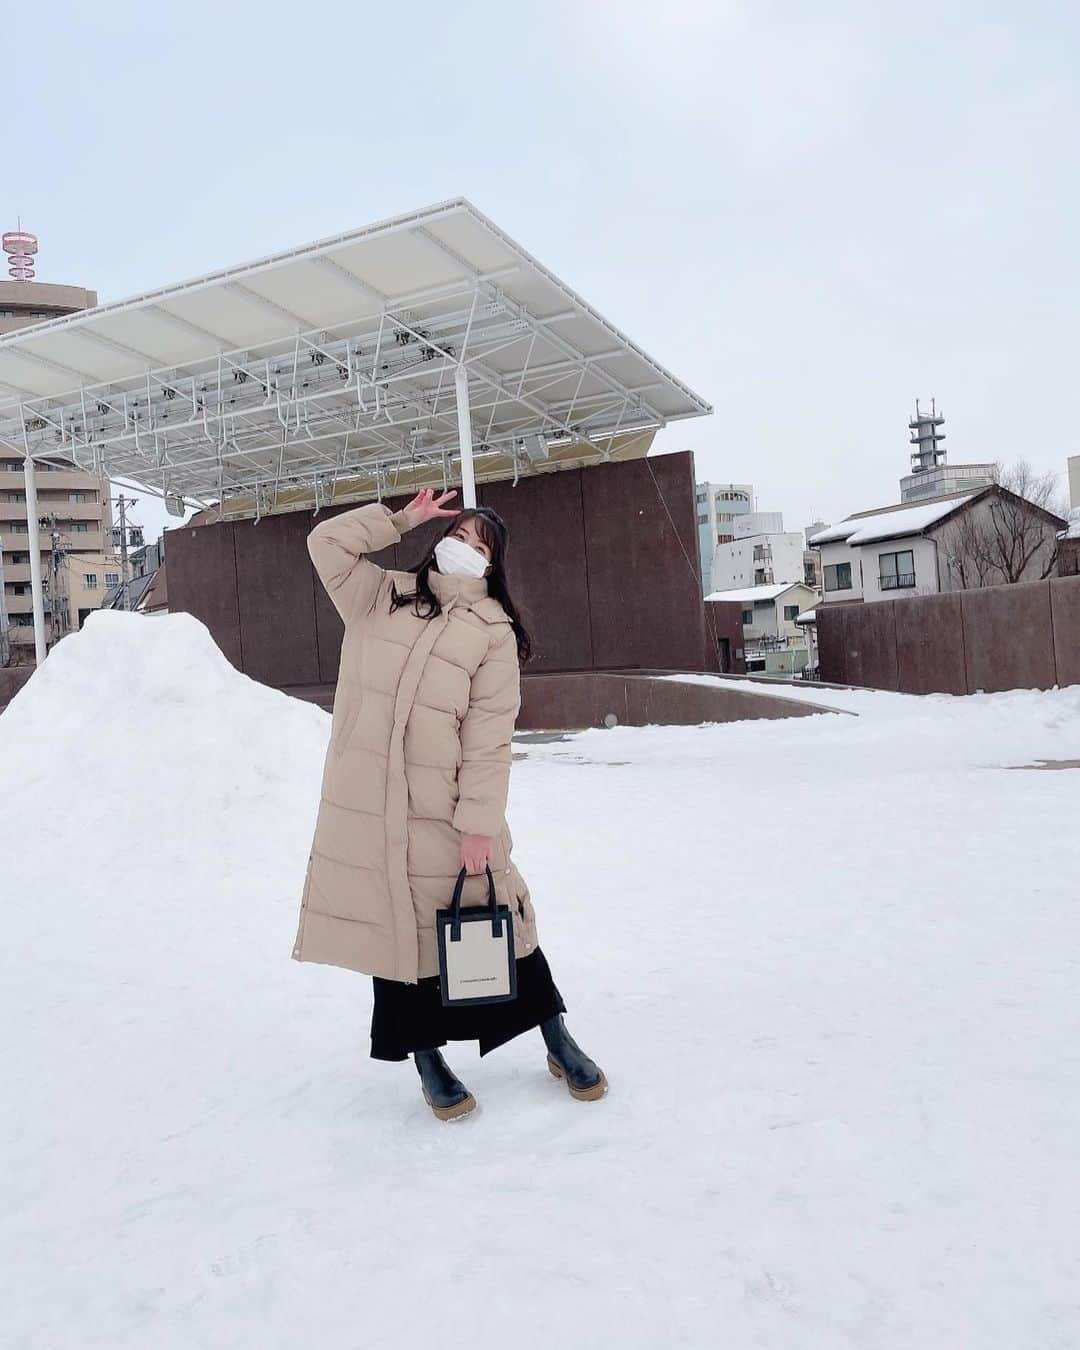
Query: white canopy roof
0,198,711,516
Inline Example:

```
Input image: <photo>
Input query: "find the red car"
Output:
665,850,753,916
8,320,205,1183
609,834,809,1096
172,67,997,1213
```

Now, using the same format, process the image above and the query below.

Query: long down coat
290,501,538,984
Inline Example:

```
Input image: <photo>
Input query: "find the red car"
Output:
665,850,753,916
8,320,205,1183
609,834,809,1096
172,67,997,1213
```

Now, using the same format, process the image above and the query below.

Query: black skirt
370,946,567,1061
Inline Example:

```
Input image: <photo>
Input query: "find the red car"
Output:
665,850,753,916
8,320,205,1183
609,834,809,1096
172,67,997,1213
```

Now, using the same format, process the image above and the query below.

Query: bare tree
942,507,995,589
988,460,1067,581
941,459,1067,588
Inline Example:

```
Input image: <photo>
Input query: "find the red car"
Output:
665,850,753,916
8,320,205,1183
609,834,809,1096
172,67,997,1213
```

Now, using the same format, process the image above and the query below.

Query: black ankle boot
413,1048,477,1121
541,1014,608,1101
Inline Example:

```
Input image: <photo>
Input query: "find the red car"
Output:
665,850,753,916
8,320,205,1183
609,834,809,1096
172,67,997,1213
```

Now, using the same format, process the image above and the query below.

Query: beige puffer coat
290,501,538,984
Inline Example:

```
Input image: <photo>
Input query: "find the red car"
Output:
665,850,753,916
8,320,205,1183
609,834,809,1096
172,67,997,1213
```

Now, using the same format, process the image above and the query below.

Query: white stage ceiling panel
0,198,711,515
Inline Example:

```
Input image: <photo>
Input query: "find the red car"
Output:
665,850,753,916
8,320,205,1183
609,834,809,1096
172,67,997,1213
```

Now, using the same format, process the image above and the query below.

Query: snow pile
0,607,327,854
3,610,1080,1348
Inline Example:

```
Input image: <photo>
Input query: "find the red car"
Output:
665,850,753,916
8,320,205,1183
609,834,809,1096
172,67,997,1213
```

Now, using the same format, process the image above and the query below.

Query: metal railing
879,573,915,590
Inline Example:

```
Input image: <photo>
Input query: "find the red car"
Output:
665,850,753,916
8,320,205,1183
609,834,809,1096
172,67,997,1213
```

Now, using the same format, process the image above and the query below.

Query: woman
291,486,606,1121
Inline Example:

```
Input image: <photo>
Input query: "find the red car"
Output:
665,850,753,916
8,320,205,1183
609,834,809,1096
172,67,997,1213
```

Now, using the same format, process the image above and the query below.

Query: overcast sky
9,1,1079,545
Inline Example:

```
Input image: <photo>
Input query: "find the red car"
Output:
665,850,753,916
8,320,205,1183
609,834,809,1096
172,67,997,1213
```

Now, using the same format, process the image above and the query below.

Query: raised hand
401,487,460,530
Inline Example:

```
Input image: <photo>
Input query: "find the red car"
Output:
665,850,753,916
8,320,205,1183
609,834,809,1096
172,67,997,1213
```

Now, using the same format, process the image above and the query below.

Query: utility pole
118,493,130,611
110,493,140,611
31,511,69,645
45,518,70,641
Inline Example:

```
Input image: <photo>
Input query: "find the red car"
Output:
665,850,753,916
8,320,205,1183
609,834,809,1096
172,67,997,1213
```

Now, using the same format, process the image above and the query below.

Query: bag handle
449,864,501,941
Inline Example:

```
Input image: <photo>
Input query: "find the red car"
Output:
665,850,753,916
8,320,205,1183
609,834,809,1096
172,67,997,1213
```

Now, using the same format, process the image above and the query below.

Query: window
84,574,98,589
824,561,853,592
7,492,24,502
105,572,119,586
697,512,709,524
783,605,800,621
879,550,915,590
741,609,753,624
70,522,89,533
69,492,90,503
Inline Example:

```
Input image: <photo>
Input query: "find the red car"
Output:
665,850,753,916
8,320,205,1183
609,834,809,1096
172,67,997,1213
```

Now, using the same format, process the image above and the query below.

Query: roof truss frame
0,198,710,515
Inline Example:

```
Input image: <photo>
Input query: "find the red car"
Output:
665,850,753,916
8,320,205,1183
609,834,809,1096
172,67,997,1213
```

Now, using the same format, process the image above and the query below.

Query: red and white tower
3,230,38,281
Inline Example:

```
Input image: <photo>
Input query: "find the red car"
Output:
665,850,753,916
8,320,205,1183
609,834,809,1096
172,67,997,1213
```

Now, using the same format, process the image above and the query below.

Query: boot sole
547,1054,608,1102
422,1087,477,1122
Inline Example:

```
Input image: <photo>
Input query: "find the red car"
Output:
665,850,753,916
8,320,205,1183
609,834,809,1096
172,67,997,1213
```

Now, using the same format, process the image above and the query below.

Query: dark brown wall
894,593,967,696
165,451,710,684
164,518,243,671
960,581,1056,694
0,664,35,715
843,601,899,692
578,453,706,670
1051,577,1080,688
702,600,746,674
233,509,321,688
817,575,1080,694
518,671,826,730
476,469,592,670
815,601,852,686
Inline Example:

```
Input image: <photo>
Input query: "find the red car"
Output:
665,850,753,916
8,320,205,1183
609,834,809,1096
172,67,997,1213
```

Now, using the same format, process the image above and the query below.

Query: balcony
50,503,108,524
879,573,916,591
66,534,109,552
0,500,106,523
36,469,109,490
0,459,106,484
1,529,107,552
5,594,52,614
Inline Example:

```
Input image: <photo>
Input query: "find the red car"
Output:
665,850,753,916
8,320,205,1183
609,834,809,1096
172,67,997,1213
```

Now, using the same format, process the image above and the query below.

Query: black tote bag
436,864,518,1007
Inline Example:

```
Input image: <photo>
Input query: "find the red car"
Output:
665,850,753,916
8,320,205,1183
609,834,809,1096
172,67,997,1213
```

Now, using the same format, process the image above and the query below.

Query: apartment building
0,460,117,655
0,231,118,660
695,481,754,594
711,511,806,592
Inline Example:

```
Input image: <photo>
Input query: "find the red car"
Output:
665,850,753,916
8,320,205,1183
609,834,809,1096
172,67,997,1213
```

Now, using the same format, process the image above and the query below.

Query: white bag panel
443,918,512,1001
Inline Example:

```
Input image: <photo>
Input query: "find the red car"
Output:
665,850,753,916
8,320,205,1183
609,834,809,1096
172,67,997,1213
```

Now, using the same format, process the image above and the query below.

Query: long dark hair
388,506,532,663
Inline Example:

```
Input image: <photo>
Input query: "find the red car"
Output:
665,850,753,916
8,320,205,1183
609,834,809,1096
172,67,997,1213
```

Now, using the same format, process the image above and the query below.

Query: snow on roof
704,582,814,604
808,494,978,547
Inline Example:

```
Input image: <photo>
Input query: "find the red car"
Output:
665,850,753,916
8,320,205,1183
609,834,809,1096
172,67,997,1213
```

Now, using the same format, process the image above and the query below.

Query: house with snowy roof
808,486,1065,606
704,580,820,676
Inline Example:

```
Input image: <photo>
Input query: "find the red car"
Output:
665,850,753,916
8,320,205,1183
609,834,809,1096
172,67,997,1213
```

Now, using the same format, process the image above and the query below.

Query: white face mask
434,534,489,579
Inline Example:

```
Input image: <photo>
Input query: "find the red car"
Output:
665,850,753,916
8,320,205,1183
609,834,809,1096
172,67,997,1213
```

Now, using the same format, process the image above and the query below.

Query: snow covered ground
3,609,1080,1348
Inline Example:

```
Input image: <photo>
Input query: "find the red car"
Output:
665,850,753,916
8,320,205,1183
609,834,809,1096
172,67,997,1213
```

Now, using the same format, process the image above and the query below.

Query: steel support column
455,364,476,509
22,453,47,664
